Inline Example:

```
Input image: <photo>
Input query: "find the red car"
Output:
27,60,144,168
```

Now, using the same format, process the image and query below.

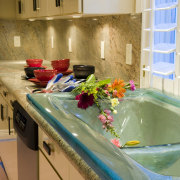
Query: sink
27,89,180,179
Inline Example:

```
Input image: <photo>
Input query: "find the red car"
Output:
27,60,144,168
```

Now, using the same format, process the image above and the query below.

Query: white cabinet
0,84,15,134
0,93,8,130
38,127,84,180
83,0,133,15
62,0,81,15
0,0,16,19
16,0,137,20
39,150,60,180
47,0,61,16
28,0,48,18
16,0,29,19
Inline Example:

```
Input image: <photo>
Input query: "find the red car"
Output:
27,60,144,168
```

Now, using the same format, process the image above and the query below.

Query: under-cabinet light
46,17,54,21
72,15,81,18
28,18,35,22
92,18,98,21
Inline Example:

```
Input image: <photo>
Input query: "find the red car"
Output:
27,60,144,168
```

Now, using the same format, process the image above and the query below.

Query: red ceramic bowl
34,69,57,81
51,59,70,72
26,59,43,67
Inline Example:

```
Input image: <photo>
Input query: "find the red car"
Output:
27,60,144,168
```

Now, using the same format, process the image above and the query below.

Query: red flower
75,92,94,109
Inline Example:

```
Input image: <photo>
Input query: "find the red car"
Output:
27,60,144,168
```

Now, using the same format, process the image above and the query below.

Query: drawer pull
43,141,51,155
8,117,11,135
1,104,4,121
18,0,22,14
33,0,37,11
56,0,60,7
3,91,7,97
10,100,14,107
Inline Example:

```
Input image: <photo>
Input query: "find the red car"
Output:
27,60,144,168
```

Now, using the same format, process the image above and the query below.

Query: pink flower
104,109,111,115
111,139,121,148
98,114,107,124
104,90,110,96
75,92,94,109
129,80,136,91
107,115,114,122
102,124,107,129
130,84,136,91
129,80,134,85
113,90,117,96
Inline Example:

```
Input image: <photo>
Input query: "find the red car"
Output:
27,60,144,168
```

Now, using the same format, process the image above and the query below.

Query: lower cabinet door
39,150,61,180
0,94,8,130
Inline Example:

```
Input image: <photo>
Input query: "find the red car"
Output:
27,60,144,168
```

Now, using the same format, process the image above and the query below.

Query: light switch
101,41,105,59
69,38,72,52
14,36,21,47
126,44,132,65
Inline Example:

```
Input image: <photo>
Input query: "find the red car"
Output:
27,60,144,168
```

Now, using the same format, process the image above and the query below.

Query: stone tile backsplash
0,14,141,83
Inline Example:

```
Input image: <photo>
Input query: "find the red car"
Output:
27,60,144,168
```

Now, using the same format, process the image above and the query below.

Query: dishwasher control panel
13,101,38,150
15,111,27,132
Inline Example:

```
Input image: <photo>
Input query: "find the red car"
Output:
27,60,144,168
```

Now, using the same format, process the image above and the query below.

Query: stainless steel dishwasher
13,101,38,180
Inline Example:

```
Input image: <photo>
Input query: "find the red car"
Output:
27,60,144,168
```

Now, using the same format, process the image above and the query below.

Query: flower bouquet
72,74,140,148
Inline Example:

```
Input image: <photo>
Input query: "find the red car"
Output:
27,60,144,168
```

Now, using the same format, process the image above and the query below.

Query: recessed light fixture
46,17,54,20
28,18,35,22
92,18,98,21
72,15,82,18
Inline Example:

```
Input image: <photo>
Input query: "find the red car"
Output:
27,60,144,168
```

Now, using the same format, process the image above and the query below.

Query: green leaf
86,74,96,84
96,79,111,87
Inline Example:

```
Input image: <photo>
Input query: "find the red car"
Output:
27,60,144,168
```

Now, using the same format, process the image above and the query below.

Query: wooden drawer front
39,127,84,180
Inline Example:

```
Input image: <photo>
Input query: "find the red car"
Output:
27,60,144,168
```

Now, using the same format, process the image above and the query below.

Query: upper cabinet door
16,0,29,19
47,0,61,16
83,0,133,14
62,0,82,15
0,0,16,19
28,0,48,18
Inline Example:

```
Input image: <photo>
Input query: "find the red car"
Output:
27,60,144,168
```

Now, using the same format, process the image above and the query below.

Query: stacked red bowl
26,59,43,67
51,59,70,72
34,69,57,81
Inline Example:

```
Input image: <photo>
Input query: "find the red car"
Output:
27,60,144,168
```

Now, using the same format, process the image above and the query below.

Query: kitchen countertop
0,60,100,180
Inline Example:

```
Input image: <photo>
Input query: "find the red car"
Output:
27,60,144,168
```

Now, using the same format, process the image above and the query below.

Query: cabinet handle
3,91,7,97
56,0,61,7
1,104,4,121
10,100,14,107
18,1,22,14
8,117,11,135
43,141,51,155
33,0,37,11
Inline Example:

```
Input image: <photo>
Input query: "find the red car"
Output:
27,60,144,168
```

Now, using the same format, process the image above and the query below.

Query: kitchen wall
0,14,141,83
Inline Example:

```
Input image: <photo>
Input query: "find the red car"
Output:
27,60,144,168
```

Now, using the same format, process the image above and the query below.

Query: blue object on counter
61,85,76,92
46,73,63,90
